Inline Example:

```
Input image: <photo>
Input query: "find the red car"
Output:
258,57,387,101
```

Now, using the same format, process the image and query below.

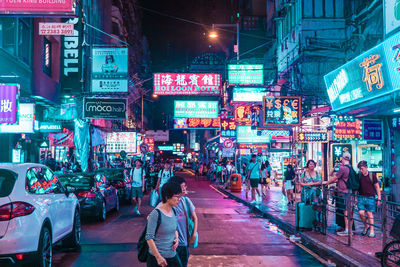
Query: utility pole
141,92,144,131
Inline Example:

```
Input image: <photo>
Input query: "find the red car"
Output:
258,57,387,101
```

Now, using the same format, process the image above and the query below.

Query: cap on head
342,152,351,161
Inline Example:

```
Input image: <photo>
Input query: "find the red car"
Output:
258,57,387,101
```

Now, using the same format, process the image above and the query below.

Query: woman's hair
306,160,316,168
357,160,368,169
287,164,293,171
170,176,186,186
161,181,182,203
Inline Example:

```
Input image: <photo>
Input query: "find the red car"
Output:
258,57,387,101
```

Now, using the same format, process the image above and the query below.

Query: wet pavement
53,170,322,266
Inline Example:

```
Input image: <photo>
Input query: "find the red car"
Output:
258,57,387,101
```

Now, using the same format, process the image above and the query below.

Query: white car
0,163,81,267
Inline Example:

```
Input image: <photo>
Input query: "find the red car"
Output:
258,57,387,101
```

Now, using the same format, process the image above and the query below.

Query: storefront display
357,144,383,173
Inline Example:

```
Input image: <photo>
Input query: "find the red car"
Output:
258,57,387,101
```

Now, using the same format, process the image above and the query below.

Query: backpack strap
155,209,162,236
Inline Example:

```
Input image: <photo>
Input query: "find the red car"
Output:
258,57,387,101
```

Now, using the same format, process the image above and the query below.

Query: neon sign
174,117,220,129
228,64,264,85
262,96,301,126
333,117,362,140
174,101,218,119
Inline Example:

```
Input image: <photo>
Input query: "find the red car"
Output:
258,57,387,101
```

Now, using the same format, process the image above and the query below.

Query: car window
0,169,17,197
26,167,62,194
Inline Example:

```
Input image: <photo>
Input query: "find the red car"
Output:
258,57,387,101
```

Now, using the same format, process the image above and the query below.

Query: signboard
153,73,221,95
223,138,234,149
0,0,74,15
228,64,264,85
392,117,400,129
232,87,268,102
0,103,34,133
220,117,237,137
236,126,271,143
174,117,220,129
83,98,127,119
333,117,363,140
106,132,137,153
140,143,149,153
263,96,301,126
92,48,128,93
39,23,74,36
174,101,218,119
297,131,328,143
49,132,74,147
363,119,383,141
173,143,185,152
158,146,174,151
0,84,18,124
238,143,268,154
35,121,63,133
143,138,155,152
385,0,400,36
324,31,400,111
145,130,169,142
234,105,260,126
257,129,291,139
331,143,353,168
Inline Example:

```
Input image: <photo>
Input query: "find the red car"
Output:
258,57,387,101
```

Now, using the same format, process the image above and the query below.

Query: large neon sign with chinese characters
324,31,400,111
236,126,271,144
174,101,218,119
174,117,220,129
333,117,362,140
228,64,264,85
153,73,221,95
220,118,237,137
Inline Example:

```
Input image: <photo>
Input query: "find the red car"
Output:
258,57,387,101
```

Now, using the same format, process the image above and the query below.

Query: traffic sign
140,143,149,153
223,139,233,149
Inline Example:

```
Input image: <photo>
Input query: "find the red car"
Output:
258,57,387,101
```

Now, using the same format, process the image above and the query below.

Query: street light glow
209,31,218,38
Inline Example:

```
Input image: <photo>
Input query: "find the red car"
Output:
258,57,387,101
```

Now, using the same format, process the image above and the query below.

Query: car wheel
98,201,106,222
37,226,52,267
63,209,81,249
114,194,120,212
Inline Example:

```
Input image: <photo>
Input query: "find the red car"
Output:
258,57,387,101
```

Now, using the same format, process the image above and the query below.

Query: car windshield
97,169,125,182
0,169,17,197
58,174,94,189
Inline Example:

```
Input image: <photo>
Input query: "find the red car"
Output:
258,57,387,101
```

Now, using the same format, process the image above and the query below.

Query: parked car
173,159,184,171
0,163,80,267
58,172,119,222
95,168,133,204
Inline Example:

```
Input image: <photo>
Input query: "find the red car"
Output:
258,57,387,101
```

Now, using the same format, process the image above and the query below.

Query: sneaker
135,210,141,215
337,230,348,236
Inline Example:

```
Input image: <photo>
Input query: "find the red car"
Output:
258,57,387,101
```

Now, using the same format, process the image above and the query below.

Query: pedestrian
300,160,322,204
324,152,354,236
198,163,204,178
247,154,262,203
170,176,198,267
146,182,183,267
130,159,146,215
156,162,174,196
283,164,296,208
356,160,381,238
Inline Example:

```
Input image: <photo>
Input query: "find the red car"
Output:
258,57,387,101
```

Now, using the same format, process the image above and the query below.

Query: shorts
132,186,143,198
250,178,259,188
285,180,294,190
260,178,266,185
357,196,376,212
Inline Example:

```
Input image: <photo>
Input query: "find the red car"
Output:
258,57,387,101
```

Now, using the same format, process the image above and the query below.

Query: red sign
140,143,149,153
39,23,74,36
333,118,363,140
223,139,233,149
153,73,221,95
0,0,74,14
143,138,155,152
49,132,74,147
174,117,220,129
234,105,260,126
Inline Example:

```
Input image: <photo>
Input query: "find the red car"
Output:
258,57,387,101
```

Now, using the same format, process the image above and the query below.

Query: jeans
147,254,183,267
176,246,189,267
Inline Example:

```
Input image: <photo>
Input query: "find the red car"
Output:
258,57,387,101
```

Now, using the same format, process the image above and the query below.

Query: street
53,171,322,267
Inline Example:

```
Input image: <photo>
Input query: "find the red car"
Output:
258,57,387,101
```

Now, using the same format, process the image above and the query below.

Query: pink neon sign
0,0,74,13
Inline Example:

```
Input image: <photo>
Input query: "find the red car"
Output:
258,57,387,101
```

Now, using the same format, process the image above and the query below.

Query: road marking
210,184,229,198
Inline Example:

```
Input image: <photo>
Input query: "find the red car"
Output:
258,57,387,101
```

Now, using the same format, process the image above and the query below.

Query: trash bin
230,173,242,192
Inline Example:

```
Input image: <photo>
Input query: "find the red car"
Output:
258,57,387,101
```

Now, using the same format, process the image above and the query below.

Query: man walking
247,154,262,203
156,161,174,195
130,159,146,215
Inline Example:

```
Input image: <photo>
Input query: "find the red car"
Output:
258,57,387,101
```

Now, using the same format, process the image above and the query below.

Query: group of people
242,155,273,202
193,160,236,184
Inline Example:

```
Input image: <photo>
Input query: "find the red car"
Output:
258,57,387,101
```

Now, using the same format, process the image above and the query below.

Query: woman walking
260,162,271,197
283,164,296,208
146,182,183,267
300,160,322,204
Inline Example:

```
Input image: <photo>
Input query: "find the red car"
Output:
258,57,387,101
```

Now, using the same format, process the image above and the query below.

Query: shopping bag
149,189,159,207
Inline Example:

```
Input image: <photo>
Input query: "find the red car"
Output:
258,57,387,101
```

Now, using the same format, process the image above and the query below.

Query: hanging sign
331,143,353,168
145,130,169,142
232,87,268,102
234,105,260,126
297,131,329,143
49,132,74,147
174,117,220,129
263,96,301,126
83,98,127,119
220,117,237,137
106,132,137,153
158,146,174,151
0,0,74,15
223,138,234,149
0,103,34,133
174,101,218,118
35,121,63,133
39,23,74,35
228,64,264,85
143,138,155,152
363,119,383,141
0,84,19,124
153,73,221,95
236,126,271,144
333,117,363,140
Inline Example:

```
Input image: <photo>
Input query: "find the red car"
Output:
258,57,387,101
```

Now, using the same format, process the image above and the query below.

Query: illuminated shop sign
324,31,400,111
234,105,260,126
220,117,237,138
363,119,383,141
333,117,363,140
35,121,63,133
0,84,19,124
174,117,220,129
143,138,155,152
153,73,221,95
158,146,174,151
385,0,400,36
174,101,218,119
262,96,301,126
331,143,353,168
232,87,268,102
83,98,127,119
49,132,74,147
236,126,271,144
173,143,185,152
0,103,34,133
228,64,264,85
106,132,137,153
0,0,74,15
297,131,328,143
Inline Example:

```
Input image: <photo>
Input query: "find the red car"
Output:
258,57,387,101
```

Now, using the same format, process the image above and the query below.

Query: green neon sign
174,100,219,119
228,64,264,85
236,126,271,143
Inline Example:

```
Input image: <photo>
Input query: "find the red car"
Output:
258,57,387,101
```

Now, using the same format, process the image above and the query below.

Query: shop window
18,18,31,65
43,37,52,76
0,18,16,56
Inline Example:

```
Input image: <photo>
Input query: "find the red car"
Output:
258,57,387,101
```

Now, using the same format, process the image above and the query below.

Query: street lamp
209,22,240,63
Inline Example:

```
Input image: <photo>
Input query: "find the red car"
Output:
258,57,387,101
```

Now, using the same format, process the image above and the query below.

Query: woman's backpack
137,209,161,262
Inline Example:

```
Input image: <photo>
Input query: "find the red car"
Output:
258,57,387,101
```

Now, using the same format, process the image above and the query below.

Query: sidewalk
214,183,381,267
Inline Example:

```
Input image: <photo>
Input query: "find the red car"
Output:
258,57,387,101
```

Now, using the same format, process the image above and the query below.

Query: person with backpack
156,161,174,196
324,152,358,236
144,181,183,267
130,159,146,215
247,154,262,203
356,160,381,238
170,176,198,267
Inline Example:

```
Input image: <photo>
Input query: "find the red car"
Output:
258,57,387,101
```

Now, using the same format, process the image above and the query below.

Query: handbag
149,189,159,207
184,197,198,248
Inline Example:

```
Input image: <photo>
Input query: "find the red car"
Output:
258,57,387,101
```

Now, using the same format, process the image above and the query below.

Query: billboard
297,131,329,143
174,117,220,129
106,132,137,153
91,48,128,93
0,103,34,133
228,64,264,85
145,130,169,142
236,126,271,143
324,31,400,111
83,98,127,119
39,23,74,36
174,101,218,119
333,117,363,141
385,0,400,36
0,0,74,15
153,73,221,95
263,96,301,126
232,87,268,102
0,84,19,124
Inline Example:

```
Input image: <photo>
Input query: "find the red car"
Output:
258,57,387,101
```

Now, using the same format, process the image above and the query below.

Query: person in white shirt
156,162,174,195
130,159,146,215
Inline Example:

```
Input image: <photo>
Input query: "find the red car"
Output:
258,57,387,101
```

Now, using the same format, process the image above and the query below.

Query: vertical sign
220,117,237,138
331,143,353,168
0,84,19,124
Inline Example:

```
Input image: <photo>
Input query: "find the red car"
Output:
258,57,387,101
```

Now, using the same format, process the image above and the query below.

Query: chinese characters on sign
236,126,271,144
234,105,260,126
333,118,362,140
174,101,218,119
297,131,328,143
228,64,264,85
363,119,383,141
331,143,352,168
174,117,220,129
153,73,221,95
0,84,18,124
232,87,269,102
39,23,74,35
106,132,137,153
143,138,155,152
263,96,301,126
220,118,237,137
359,54,384,92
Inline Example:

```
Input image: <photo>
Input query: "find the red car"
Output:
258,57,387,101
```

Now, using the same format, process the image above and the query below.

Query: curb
214,185,372,267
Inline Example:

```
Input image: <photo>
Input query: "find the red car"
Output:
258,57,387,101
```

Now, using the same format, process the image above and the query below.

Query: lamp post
209,22,240,63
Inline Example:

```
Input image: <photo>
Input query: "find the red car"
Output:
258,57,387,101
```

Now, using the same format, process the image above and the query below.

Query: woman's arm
189,212,198,245
171,230,179,251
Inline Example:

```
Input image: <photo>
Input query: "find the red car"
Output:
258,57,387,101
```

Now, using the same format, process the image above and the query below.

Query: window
0,169,17,197
325,0,334,17
0,18,16,55
26,167,63,194
315,0,324,17
18,18,31,65
303,0,313,18
43,37,52,76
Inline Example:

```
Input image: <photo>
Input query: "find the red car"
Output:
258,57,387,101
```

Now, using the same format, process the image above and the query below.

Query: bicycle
381,215,400,266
